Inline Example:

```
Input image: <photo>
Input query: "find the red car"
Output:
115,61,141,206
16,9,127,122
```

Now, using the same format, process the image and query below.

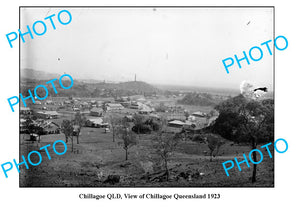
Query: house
20,107,31,115
138,106,153,114
192,111,207,118
81,102,89,107
168,120,186,128
85,118,103,128
120,101,131,108
130,101,140,109
168,120,193,128
90,107,103,117
106,103,124,111
138,103,154,114
43,123,60,134
36,111,59,119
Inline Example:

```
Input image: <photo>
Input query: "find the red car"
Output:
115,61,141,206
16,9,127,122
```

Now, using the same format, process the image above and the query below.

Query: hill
21,72,160,98
21,69,60,80
91,81,159,93
177,92,218,106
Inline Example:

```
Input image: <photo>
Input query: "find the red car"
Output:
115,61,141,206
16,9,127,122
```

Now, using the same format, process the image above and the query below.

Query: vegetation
211,95,274,182
132,115,161,134
117,119,138,161
23,118,45,144
108,114,122,142
192,133,227,161
177,92,218,106
155,102,168,112
152,130,181,180
73,112,86,144
61,120,74,151
132,114,145,135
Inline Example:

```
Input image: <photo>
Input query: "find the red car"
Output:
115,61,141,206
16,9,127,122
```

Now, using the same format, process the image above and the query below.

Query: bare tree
152,120,181,180
73,112,86,144
61,120,74,151
108,114,122,142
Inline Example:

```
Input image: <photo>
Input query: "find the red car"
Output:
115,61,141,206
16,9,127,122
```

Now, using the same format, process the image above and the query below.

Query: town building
90,107,103,117
106,103,124,111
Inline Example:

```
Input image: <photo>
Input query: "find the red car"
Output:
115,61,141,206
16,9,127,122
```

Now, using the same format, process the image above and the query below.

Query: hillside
21,76,160,98
177,92,218,106
91,81,159,93
21,69,60,80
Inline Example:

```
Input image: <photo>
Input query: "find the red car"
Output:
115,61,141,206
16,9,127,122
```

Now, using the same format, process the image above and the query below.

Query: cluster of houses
168,111,208,129
20,95,219,137
88,97,155,117
20,107,60,119
20,118,60,135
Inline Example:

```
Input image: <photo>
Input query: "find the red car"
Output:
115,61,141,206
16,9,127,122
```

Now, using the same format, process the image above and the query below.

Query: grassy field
20,125,274,187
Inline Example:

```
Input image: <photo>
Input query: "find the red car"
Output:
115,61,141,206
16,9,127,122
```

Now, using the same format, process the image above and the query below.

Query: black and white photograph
2,0,300,211
19,7,274,187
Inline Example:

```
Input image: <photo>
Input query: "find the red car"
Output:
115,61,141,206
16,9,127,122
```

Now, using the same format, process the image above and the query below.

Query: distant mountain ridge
21,69,60,80
21,69,160,97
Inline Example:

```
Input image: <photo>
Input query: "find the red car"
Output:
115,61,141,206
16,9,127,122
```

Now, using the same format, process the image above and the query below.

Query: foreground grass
20,129,274,187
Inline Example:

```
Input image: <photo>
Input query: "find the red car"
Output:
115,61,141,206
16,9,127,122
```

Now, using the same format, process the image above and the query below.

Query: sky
20,7,274,90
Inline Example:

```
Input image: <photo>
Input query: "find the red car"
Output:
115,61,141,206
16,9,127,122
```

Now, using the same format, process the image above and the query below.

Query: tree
152,131,181,181
145,118,161,131
108,114,122,142
193,133,226,161
151,120,181,180
212,95,274,183
23,118,45,144
33,125,45,145
155,102,168,112
184,110,189,120
132,114,145,135
132,124,152,134
24,118,34,141
61,120,74,151
117,120,138,161
73,112,86,144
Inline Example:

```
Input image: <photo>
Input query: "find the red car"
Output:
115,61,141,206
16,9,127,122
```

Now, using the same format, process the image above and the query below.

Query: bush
132,124,152,134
